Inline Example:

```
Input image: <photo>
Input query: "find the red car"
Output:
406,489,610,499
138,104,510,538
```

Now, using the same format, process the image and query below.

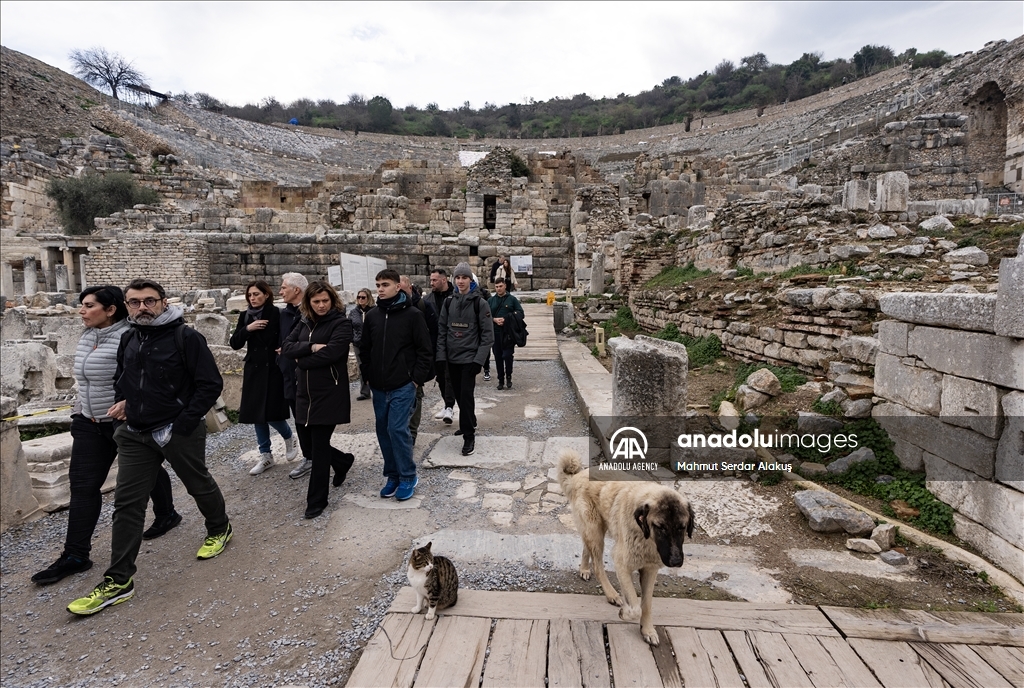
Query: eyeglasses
357,296,367,300
127,297,160,309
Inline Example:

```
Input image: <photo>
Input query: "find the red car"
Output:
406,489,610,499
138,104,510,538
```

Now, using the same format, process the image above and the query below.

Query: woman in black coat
231,280,296,476
281,281,355,519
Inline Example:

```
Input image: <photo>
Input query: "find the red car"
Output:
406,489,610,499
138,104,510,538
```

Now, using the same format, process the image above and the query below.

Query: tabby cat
407,542,458,620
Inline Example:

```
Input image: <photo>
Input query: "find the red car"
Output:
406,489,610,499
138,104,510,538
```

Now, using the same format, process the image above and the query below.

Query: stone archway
964,81,1008,189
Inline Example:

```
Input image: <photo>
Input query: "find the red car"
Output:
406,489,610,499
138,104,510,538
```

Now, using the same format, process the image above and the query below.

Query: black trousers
447,362,479,440
64,415,173,560
492,336,515,382
295,424,350,512
434,361,455,408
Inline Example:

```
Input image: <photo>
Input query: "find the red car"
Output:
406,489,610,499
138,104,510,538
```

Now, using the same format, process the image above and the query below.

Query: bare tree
68,47,145,100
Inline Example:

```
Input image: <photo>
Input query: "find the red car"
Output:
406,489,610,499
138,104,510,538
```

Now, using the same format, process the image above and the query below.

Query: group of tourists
34,257,526,617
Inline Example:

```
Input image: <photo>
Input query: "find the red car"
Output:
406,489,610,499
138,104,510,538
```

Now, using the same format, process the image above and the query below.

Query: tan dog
558,450,695,646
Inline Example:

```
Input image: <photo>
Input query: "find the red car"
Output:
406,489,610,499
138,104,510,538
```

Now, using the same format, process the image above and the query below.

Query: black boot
333,452,355,487
506,375,512,389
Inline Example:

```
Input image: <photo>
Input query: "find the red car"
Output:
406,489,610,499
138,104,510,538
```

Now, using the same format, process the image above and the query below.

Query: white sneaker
249,453,274,475
289,458,313,480
284,435,298,461
433,408,446,420
442,407,454,424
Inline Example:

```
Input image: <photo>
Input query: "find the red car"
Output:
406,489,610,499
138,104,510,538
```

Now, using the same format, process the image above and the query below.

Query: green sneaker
67,577,134,616
196,524,232,560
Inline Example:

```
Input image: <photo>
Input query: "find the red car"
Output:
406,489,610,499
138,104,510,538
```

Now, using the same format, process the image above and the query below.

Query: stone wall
871,236,1024,584
84,232,210,291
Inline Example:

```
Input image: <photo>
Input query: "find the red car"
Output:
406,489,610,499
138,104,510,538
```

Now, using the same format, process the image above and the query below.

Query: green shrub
734,363,805,393
651,323,722,367
812,396,843,417
20,425,67,442
46,173,158,235
509,153,530,178
642,263,713,288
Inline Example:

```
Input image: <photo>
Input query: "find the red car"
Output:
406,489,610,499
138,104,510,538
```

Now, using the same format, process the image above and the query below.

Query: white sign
510,255,533,276
339,252,388,292
327,265,342,287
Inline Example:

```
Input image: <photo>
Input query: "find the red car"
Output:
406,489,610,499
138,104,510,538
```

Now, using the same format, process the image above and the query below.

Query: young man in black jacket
68,279,231,616
359,270,434,501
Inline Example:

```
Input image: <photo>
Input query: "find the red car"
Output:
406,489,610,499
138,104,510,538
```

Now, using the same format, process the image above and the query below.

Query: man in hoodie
437,262,494,456
68,279,231,616
359,270,434,501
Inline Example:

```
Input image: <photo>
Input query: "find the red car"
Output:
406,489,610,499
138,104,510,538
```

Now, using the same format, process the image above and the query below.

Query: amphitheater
1,38,1023,688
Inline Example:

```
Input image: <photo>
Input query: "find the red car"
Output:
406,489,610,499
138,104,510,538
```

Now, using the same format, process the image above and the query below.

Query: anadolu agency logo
609,426,649,461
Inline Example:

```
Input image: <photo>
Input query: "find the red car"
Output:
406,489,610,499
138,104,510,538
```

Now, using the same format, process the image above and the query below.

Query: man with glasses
67,279,232,616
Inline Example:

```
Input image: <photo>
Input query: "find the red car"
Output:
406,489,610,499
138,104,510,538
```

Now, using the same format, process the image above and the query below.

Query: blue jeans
254,420,293,454
371,382,417,482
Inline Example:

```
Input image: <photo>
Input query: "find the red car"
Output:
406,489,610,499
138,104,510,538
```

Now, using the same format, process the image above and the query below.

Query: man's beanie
453,262,473,278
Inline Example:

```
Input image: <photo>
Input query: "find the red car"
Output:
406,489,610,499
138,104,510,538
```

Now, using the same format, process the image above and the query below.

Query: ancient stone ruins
1,38,1022,586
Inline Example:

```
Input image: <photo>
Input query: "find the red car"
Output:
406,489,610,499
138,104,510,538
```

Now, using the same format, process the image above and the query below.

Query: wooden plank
574,620,612,688
666,627,723,688
548,618,583,688
910,643,1013,688
482,618,548,688
722,630,774,688
649,627,683,688
389,587,837,635
347,613,434,688
930,611,1024,630
821,606,1023,646
971,645,1024,686
747,631,815,688
607,623,663,688
695,630,746,688
848,638,946,688
547,619,612,688
783,633,876,688
413,615,489,688
814,636,883,688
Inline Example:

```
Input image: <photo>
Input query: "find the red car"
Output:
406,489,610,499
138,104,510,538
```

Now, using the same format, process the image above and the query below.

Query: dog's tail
557,450,584,492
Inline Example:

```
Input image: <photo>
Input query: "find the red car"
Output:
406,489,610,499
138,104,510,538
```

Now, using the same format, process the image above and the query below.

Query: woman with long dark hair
281,281,355,519
32,286,179,586
351,287,376,401
230,280,296,475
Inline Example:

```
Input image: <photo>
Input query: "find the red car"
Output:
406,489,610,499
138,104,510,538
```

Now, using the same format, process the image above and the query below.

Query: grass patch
224,408,240,424
643,263,712,289
651,323,722,367
735,266,754,278
734,363,805,393
602,306,639,339
811,396,844,417
776,262,860,280
20,425,67,442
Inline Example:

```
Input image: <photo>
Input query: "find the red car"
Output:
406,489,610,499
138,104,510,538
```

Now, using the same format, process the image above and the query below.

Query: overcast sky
2,2,1021,110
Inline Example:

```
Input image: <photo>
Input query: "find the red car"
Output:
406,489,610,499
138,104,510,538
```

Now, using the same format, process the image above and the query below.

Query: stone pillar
62,249,77,292
39,249,55,292
686,205,707,228
23,255,37,296
2,263,14,302
876,172,909,213
589,252,605,296
1,396,42,532
552,302,575,331
993,235,1024,339
78,253,89,291
609,335,688,416
55,264,70,292
842,180,871,211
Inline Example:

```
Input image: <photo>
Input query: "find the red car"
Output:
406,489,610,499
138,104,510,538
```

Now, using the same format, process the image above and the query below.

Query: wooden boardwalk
347,588,1024,688
515,303,559,361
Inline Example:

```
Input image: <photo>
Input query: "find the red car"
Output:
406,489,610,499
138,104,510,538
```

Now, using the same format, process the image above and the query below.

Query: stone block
952,512,1024,584
609,335,687,416
793,490,875,535
842,399,873,418
877,320,911,357
874,352,942,415
877,292,996,333
847,538,882,553
925,453,1024,549
940,375,1005,439
838,336,878,364
993,257,1024,339
1,396,40,531
873,402,997,478
552,302,574,331
892,436,924,471
876,172,909,212
907,326,1024,390
21,432,72,464
796,412,843,435
38,317,85,355
827,447,875,474
686,205,707,227
867,224,897,239
195,313,230,347
942,246,989,266
919,215,954,232
842,179,871,211
996,391,1024,490
871,523,896,551
736,385,770,411
784,331,808,349
0,342,57,404
0,308,38,340
746,368,782,396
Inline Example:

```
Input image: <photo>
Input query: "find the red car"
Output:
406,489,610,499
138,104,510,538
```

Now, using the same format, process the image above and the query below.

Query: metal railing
986,192,1023,215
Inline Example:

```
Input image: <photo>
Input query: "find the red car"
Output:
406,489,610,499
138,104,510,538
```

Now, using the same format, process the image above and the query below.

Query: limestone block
838,336,878,365
871,523,896,551
37,317,84,355
942,246,989,266
826,291,864,311
842,179,871,211
878,292,996,333
907,326,1024,390
885,244,926,258
736,385,770,411
552,302,574,331
0,342,57,404
874,402,997,479
876,172,909,213
952,512,1024,584
880,550,909,566
21,431,72,464
1,396,40,532
718,401,740,430
195,313,230,347
830,244,873,260
892,436,923,471
940,375,1005,439
1,308,38,340
793,490,875,535
686,205,707,228
784,331,808,349
877,320,911,357
609,335,687,416
208,345,246,410
867,224,898,239
925,453,1024,549
225,295,248,312
796,412,843,435
842,399,873,418
874,352,942,415
745,368,782,396
919,215,954,232
996,391,1024,491
827,447,875,474
847,538,882,553
589,252,605,296
994,257,1024,339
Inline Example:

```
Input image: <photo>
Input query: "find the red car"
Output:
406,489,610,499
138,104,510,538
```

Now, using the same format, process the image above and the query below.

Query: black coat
230,305,289,424
278,302,302,401
358,293,434,392
281,309,352,426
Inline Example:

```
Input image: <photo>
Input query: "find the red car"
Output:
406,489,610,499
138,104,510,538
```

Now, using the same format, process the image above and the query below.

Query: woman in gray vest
32,286,179,586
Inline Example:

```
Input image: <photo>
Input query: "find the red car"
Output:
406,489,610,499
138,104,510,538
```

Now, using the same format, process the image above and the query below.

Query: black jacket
281,309,352,426
277,302,302,401
358,292,434,392
437,287,494,366
230,305,289,424
429,284,454,320
410,290,438,356
115,316,223,435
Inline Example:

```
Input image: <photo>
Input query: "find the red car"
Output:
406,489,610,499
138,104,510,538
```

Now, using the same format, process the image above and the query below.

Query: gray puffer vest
73,319,129,420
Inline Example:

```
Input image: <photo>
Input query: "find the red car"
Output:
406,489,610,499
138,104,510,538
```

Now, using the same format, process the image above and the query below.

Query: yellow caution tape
2,405,74,422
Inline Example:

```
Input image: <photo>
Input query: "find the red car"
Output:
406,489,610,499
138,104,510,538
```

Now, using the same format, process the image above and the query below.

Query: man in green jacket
487,277,525,390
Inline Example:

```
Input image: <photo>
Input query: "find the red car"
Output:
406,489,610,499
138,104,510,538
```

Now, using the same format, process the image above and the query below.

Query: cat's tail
558,450,584,494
